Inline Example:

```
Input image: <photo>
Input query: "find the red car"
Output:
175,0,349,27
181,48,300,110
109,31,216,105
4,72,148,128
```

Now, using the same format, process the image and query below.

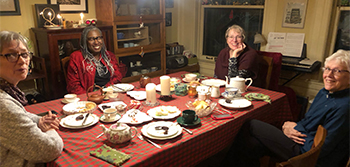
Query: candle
146,83,157,104
48,12,52,21
160,75,170,95
57,14,62,25
80,12,84,24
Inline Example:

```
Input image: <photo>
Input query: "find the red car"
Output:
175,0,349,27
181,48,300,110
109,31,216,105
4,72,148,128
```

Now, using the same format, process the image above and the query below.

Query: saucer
182,78,197,83
61,98,80,104
177,117,201,126
99,114,121,123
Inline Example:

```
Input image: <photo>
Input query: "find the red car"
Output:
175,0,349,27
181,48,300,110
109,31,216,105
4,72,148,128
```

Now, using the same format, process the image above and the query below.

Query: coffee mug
129,42,134,47
185,73,197,82
103,108,118,120
182,110,198,124
124,43,129,48
64,94,77,103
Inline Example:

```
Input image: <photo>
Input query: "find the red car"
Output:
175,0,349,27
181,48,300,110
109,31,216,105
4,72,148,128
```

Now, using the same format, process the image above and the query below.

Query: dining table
25,71,293,167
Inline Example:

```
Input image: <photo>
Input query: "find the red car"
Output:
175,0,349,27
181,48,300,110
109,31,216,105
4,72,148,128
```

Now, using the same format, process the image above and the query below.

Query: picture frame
165,0,174,8
47,0,88,13
165,13,172,27
282,0,308,29
35,4,60,28
0,0,21,16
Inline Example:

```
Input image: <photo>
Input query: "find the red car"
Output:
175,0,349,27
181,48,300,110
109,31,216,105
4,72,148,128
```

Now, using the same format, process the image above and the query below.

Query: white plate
146,121,179,138
62,101,97,115
110,84,134,93
98,101,127,111
147,106,181,119
126,91,147,100
118,109,153,125
99,115,121,123
141,122,182,140
156,84,175,92
60,114,99,129
218,98,252,109
182,78,199,83
61,98,80,104
201,79,226,87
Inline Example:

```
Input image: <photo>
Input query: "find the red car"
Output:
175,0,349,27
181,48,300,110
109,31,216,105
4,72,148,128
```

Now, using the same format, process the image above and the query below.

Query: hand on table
282,121,306,145
38,111,60,132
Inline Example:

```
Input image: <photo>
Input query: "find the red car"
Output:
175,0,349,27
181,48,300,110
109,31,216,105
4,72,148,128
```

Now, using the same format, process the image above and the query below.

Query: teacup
182,110,198,124
132,71,140,76
64,94,77,103
103,87,113,97
141,69,149,74
185,73,197,82
103,108,118,121
225,87,239,99
151,67,158,72
108,93,119,102
136,61,142,66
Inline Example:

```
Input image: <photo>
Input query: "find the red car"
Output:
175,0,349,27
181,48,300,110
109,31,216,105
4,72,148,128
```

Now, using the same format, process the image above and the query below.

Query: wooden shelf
167,64,200,74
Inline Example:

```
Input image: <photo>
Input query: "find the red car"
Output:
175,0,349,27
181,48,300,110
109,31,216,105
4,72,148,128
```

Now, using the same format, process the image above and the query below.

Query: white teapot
100,122,137,144
225,76,253,93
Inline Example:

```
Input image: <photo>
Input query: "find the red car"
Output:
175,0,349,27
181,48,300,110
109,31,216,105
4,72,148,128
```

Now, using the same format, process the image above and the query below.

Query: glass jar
188,85,197,98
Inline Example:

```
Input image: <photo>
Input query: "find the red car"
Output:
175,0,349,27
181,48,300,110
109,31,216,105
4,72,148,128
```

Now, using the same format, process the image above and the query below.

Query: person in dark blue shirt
220,49,350,167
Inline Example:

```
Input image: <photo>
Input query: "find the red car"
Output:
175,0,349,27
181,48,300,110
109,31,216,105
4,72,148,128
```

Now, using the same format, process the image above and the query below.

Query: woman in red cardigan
66,26,123,94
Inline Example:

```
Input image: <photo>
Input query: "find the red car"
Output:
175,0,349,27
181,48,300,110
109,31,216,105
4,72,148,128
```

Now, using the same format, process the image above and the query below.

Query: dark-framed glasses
87,36,103,42
0,52,33,63
322,67,350,75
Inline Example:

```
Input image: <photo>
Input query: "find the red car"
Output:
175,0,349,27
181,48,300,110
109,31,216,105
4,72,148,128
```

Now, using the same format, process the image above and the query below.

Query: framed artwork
166,13,172,27
35,4,60,28
47,0,88,13
282,0,308,29
0,0,21,16
165,0,174,8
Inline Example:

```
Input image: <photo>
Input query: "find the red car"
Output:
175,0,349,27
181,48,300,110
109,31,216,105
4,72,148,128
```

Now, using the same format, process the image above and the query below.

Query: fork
137,134,161,149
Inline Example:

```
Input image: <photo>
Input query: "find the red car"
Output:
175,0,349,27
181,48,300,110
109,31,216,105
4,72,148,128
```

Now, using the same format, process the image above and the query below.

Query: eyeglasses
322,67,350,75
87,36,103,42
227,35,243,40
0,52,33,63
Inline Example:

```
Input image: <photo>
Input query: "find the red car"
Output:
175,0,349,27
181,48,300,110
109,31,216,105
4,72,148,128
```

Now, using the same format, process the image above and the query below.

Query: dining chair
61,56,70,85
256,51,282,91
261,56,274,89
276,125,327,167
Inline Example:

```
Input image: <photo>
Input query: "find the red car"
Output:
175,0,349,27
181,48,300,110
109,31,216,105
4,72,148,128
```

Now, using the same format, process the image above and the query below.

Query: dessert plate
218,98,252,109
141,122,182,140
146,121,179,138
60,113,99,129
98,101,127,111
201,79,226,87
126,91,146,101
111,83,134,93
147,106,181,119
118,109,153,125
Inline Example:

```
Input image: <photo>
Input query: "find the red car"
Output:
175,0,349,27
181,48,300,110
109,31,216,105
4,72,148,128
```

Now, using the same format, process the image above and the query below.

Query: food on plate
101,105,111,110
192,100,210,110
85,102,96,110
153,106,179,116
155,109,168,116
116,104,126,112
75,114,84,121
155,126,169,135
225,99,231,103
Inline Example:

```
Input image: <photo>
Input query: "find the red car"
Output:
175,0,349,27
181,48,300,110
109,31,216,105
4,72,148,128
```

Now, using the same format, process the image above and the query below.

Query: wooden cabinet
31,25,113,99
95,0,166,83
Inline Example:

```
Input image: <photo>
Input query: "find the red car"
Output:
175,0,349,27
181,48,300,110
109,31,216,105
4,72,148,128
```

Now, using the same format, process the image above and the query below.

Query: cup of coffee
182,110,198,124
64,94,77,103
103,108,118,121
185,73,197,82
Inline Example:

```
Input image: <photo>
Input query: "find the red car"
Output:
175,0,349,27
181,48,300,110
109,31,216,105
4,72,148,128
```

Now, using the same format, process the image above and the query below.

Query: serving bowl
185,99,217,117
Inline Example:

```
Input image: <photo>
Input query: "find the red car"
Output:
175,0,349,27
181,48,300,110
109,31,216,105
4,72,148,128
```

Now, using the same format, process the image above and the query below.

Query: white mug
64,94,77,103
103,108,118,120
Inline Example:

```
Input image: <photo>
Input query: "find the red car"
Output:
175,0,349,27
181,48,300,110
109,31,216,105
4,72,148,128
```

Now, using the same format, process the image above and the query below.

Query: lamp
254,32,267,45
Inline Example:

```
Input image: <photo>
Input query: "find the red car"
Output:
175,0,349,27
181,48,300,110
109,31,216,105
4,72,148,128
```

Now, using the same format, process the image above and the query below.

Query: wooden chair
261,56,274,89
25,56,50,97
257,51,282,91
276,125,327,167
61,56,70,85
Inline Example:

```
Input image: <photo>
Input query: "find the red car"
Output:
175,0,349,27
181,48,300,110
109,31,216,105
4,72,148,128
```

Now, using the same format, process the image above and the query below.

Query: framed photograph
47,0,88,13
35,4,60,28
282,0,308,29
165,13,172,27
165,0,174,8
0,0,21,16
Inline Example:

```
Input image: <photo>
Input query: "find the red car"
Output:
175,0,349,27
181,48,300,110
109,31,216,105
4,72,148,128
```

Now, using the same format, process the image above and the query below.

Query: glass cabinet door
115,22,162,51
119,51,162,77
115,0,160,16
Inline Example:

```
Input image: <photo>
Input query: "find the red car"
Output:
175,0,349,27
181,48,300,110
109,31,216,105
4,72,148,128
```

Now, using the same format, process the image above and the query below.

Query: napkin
245,93,271,104
90,144,131,166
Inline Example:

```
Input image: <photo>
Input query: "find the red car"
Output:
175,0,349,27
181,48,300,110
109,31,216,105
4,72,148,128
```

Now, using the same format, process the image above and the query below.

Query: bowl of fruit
185,99,217,117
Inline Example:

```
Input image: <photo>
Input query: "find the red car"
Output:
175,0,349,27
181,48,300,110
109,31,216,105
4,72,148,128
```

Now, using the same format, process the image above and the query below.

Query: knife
81,113,90,125
112,85,125,91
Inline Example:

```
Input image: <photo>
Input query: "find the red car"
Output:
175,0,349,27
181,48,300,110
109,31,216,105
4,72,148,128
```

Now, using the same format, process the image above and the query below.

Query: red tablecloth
25,71,292,167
